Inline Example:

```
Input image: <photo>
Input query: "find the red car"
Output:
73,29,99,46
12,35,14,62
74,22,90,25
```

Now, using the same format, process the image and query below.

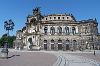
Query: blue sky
0,0,100,37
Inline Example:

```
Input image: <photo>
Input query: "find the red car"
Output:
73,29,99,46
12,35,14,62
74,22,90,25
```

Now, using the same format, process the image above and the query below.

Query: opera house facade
14,8,100,51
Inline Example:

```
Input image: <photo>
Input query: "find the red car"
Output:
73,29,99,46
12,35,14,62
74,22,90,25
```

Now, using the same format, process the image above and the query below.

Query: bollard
94,50,95,55
0,48,9,59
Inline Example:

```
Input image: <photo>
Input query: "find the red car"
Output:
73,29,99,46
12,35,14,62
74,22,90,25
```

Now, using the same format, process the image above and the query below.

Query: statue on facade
33,7,43,22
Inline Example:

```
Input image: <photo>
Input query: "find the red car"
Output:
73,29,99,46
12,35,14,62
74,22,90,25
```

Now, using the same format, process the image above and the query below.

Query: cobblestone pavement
44,51,100,66
68,51,100,63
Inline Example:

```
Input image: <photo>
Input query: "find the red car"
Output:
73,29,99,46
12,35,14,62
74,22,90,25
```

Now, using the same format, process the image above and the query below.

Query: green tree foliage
0,33,16,48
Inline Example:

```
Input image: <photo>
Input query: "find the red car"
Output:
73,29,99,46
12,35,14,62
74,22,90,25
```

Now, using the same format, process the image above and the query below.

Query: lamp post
25,22,29,50
93,35,96,55
81,37,84,51
1,19,14,59
86,41,88,49
4,19,14,36
4,19,14,47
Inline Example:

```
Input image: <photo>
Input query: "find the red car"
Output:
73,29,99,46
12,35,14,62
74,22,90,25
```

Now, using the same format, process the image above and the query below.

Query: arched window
58,39,62,43
44,40,47,50
72,27,76,35
66,40,70,44
44,40,47,43
50,26,55,35
28,38,32,44
65,27,69,34
73,40,77,44
44,27,48,34
58,26,62,35
51,39,54,43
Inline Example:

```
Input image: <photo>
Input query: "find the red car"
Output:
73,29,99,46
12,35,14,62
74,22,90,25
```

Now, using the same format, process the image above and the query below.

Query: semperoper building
14,7,100,51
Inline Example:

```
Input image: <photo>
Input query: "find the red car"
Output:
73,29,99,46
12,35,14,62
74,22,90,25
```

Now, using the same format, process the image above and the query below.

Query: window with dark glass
66,40,70,44
58,26,62,34
62,17,64,19
72,27,76,35
54,17,56,19
44,40,47,43
46,18,47,20
50,17,51,19
67,17,69,19
65,27,69,34
44,27,48,34
85,27,87,34
58,39,62,43
50,26,55,35
58,17,60,19
51,39,54,43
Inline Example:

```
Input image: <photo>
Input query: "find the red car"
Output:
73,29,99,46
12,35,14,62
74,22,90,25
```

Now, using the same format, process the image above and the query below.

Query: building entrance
51,44,54,50
66,45,69,50
58,44,62,50
44,44,47,50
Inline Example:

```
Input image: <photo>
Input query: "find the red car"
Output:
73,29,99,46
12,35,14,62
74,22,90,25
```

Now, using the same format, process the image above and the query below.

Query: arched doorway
44,40,47,50
28,38,33,50
66,40,70,50
51,39,55,50
44,44,47,50
73,40,77,50
58,39,62,50
28,38,32,44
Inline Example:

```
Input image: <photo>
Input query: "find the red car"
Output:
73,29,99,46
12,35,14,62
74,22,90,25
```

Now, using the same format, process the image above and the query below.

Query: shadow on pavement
8,54,20,58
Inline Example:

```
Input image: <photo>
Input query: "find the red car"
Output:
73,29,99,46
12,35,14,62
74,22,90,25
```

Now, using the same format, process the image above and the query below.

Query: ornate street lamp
4,19,14,48
0,19,15,59
93,35,96,55
4,19,14,36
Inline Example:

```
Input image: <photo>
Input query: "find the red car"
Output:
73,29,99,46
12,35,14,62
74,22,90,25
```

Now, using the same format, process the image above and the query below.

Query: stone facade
14,7,100,51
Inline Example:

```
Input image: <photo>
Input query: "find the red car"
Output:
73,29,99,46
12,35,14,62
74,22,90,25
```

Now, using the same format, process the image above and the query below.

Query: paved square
0,50,100,66
0,51,57,66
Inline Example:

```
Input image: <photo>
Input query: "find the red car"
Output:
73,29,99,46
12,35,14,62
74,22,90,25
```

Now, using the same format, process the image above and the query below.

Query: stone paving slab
0,52,57,66
1,49,100,66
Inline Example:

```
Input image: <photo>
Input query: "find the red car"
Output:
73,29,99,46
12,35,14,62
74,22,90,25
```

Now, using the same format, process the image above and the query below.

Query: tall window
44,27,48,34
28,38,32,44
58,26,62,35
65,27,69,34
85,27,87,34
50,26,55,35
72,27,76,35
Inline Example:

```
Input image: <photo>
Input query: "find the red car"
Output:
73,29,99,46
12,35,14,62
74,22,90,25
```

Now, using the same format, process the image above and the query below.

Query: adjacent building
14,7,100,51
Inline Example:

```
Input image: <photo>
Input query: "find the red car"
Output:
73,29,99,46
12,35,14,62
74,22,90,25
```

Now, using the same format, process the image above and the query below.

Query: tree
0,34,16,48
1,19,15,48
